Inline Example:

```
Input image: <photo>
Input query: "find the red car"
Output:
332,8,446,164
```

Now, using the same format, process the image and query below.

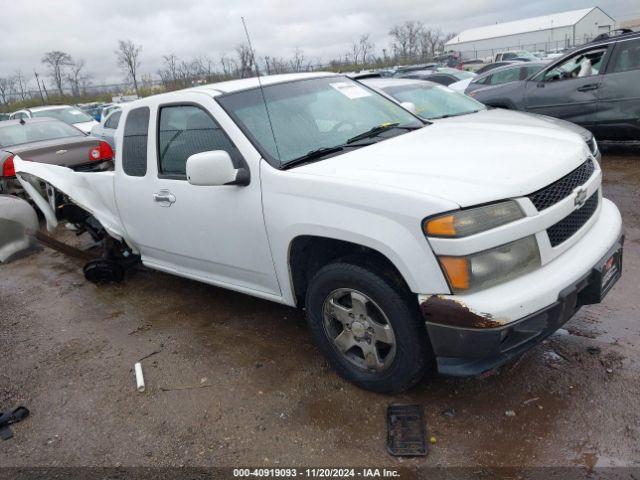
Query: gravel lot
1,146,639,471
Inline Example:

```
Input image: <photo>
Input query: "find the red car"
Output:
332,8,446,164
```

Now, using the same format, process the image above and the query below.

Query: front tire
305,262,434,394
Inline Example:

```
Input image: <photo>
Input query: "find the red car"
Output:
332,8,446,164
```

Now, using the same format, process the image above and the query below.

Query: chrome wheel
322,288,396,372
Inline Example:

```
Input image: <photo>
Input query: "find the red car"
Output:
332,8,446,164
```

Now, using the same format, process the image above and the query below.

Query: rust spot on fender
420,296,502,329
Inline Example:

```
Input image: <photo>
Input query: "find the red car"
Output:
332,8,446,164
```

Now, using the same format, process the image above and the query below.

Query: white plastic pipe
134,362,145,393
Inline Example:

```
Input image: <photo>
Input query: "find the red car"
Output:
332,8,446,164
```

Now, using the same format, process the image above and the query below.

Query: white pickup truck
15,72,623,393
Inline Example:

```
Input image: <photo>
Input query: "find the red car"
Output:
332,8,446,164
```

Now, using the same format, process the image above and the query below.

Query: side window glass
478,74,492,85
490,68,519,85
105,111,121,129
122,107,149,177
542,48,608,82
158,105,242,177
609,39,640,74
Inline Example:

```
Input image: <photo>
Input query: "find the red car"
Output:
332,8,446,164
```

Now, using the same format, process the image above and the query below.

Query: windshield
381,83,485,120
217,76,423,166
0,120,84,147
32,107,93,124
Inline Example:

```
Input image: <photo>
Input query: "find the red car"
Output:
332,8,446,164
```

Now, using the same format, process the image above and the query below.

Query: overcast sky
1,0,638,88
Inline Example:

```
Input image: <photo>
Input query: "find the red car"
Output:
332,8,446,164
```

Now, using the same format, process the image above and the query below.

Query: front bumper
423,235,624,376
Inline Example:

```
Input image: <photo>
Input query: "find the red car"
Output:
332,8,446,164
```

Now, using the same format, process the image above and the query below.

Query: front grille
547,192,599,247
528,159,595,211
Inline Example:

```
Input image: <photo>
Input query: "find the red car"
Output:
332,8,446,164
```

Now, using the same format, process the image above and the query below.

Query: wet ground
1,146,639,470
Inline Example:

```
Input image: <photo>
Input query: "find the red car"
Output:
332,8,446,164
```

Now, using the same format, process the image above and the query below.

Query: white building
445,7,616,59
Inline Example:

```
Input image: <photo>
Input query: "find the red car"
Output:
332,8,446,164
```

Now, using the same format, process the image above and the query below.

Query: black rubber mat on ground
386,404,427,456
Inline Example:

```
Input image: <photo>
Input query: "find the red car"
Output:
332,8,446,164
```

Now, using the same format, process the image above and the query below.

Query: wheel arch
287,235,415,307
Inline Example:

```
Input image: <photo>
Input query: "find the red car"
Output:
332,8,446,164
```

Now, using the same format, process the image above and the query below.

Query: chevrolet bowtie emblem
574,187,588,209
55,149,68,155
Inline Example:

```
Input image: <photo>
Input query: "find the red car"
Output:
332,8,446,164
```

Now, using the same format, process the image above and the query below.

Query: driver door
524,45,612,129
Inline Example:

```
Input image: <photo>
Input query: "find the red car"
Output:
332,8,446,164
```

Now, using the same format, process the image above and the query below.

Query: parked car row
8,105,98,133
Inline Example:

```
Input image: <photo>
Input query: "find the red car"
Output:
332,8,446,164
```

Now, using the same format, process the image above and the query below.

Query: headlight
423,200,524,238
437,236,541,293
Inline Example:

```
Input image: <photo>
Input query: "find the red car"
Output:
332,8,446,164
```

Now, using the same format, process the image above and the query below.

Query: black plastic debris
386,404,427,456
0,406,30,440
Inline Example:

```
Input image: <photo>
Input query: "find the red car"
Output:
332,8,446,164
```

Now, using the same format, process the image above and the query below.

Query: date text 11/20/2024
233,468,401,477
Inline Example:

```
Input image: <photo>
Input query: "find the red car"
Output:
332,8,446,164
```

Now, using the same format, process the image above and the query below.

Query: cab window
157,104,242,177
122,107,150,177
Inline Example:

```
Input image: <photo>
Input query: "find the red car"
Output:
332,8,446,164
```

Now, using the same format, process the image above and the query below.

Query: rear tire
305,262,434,394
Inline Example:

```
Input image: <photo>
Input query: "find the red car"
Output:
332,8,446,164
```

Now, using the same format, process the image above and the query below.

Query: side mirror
186,150,249,186
400,102,418,114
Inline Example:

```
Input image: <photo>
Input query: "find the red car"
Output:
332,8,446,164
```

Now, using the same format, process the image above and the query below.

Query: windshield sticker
330,82,371,99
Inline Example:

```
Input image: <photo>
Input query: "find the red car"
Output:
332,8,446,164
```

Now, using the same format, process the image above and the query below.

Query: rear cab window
122,107,150,177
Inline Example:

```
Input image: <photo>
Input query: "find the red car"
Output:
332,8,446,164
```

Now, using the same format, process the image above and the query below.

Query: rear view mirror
400,102,418,114
186,150,249,186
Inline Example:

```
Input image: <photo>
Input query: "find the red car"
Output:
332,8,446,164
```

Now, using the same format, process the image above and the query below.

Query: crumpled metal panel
0,195,40,263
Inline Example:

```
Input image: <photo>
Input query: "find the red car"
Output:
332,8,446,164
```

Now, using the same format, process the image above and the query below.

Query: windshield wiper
346,123,421,144
430,110,480,120
283,146,345,168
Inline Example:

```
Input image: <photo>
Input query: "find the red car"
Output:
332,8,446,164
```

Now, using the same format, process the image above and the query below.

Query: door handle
153,190,176,207
577,83,600,92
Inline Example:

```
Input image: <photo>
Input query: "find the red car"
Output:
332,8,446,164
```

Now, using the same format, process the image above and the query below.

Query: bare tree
41,50,73,96
389,21,423,63
0,77,15,105
263,55,288,75
219,53,236,78
66,60,90,97
350,41,361,68
289,47,310,72
235,44,255,78
193,55,215,79
14,70,28,101
359,34,374,67
115,39,142,95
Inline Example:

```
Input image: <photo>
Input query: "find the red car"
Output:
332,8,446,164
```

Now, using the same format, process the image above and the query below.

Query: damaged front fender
419,294,505,328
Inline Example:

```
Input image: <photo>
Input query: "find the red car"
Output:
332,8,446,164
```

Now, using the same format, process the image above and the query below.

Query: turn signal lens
425,215,456,236
438,256,470,290
424,201,524,238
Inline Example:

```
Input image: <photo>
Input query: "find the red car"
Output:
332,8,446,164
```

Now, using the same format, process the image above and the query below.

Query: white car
447,78,473,92
90,108,123,149
10,105,98,134
14,72,623,393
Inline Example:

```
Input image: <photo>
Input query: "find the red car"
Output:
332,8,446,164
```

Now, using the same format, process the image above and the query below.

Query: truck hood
293,118,589,207
436,108,593,142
